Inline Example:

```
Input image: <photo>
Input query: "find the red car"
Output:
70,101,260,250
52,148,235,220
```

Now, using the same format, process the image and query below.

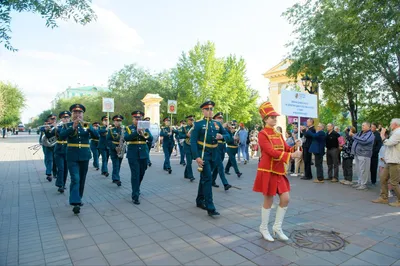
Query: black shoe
95,168,99,171
70,203,84,207
148,162,152,167
237,173,242,178
58,187,64,193
168,169,172,174
116,181,122,187
208,210,220,216
72,206,80,214
301,177,312,180
196,203,207,210
46,175,52,182
133,198,140,205
182,163,186,166
225,172,231,175
212,183,219,188
190,177,195,182
224,184,232,191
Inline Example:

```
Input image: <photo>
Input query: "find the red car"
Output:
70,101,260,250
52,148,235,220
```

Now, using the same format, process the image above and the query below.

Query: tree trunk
347,91,357,129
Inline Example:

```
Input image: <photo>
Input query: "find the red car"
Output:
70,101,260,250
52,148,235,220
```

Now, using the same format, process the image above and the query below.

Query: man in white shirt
372,118,400,207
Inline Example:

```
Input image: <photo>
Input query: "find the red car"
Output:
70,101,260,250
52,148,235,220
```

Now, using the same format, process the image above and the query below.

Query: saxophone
116,126,126,158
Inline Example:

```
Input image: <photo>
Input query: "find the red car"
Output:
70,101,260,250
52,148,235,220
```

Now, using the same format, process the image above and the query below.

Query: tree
174,41,258,123
108,64,176,123
1,0,96,51
283,0,400,128
0,82,25,127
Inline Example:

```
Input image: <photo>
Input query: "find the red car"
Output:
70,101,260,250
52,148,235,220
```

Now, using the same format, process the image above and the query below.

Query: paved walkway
1,133,400,266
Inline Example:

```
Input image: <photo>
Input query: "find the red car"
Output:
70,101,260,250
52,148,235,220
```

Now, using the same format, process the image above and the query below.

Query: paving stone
98,239,130,255
62,228,90,240
346,235,378,248
105,249,140,265
210,249,248,265
86,224,115,236
158,237,191,253
295,254,334,265
92,231,122,245
341,244,366,256
217,234,249,248
74,256,109,266
356,250,397,265
148,229,177,242
272,245,310,263
133,243,168,260
313,251,352,265
185,257,220,265
340,257,373,266
169,246,205,264
69,245,103,262
142,252,181,266
251,238,286,251
194,240,228,256
251,252,292,266
169,224,198,237
65,236,95,250
124,234,154,249
370,242,400,259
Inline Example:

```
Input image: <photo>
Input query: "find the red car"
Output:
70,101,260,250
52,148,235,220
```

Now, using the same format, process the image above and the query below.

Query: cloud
62,5,144,54
18,50,92,66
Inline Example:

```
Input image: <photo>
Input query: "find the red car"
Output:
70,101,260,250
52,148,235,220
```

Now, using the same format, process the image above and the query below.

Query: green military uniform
160,118,175,173
98,116,110,177
125,111,153,204
225,128,242,177
90,122,100,170
179,115,195,181
190,101,231,216
211,112,231,190
60,104,99,214
106,115,125,186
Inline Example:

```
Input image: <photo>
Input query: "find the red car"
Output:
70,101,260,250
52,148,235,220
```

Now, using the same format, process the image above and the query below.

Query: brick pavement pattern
1,134,400,266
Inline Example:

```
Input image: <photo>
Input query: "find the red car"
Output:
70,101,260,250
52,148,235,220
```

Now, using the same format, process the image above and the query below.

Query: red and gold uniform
253,102,293,196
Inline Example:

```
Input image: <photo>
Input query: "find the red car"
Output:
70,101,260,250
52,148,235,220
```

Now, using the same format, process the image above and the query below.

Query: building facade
51,85,110,109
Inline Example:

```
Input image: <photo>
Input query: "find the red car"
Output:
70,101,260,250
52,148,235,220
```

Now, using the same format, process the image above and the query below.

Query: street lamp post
301,74,320,94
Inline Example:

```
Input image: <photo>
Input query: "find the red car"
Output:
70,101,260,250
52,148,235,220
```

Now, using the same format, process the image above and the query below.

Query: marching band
33,100,254,216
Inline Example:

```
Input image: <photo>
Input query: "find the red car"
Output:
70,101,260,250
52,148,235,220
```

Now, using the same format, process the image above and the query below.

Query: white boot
259,207,274,242
272,206,289,241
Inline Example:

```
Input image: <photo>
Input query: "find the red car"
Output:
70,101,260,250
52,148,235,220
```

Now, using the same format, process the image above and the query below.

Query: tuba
41,125,57,147
115,126,126,158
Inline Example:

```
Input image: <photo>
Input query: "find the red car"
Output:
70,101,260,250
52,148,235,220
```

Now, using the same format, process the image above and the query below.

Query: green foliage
358,103,400,128
174,41,258,122
108,65,176,123
29,109,53,128
283,0,400,128
1,0,96,51
0,82,26,127
319,100,351,131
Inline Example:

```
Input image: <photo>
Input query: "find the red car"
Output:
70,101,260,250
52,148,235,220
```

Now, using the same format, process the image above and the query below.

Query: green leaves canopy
0,82,25,127
1,0,96,51
174,41,258,123
283,0,400,127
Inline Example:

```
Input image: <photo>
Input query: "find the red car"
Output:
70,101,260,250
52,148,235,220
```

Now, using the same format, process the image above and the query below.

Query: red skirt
253,171,290,196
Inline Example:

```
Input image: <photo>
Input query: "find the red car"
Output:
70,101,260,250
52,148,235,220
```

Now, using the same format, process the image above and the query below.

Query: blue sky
0,0,297,123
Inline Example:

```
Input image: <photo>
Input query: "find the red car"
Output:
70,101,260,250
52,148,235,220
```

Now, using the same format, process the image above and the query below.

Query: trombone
79,121,90,130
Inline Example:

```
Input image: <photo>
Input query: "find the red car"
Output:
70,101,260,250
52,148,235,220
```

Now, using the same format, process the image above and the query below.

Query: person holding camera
340,126,356,185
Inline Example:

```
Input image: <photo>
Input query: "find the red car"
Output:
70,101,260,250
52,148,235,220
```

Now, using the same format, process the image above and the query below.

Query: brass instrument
137,121,150,139
79,121,90,130
115,125,126,158
198,117,210,173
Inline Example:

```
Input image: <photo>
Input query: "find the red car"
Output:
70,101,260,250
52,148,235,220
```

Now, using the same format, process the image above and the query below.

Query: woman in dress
253,102,302,242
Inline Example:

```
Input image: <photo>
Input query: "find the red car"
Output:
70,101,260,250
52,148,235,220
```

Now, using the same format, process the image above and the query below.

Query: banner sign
167,100,177,114
102,98,114,112
281,90,318,118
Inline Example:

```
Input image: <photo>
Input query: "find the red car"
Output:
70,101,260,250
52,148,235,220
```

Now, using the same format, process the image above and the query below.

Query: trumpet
138,129,150,139
79,121,90,130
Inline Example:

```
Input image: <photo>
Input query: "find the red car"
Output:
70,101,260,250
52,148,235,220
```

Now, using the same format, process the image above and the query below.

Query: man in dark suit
307,123,327,183
301,118,316,180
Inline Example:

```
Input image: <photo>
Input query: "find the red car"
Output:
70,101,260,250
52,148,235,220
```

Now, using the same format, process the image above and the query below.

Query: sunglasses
216,116,223,119
50,117,56,120
62,116,70,119
203,108,214,111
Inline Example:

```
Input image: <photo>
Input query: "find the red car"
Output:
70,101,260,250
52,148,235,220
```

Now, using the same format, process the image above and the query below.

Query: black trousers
303,147,312,179
342,158,353,181
314,153,324,181
370,156,379,184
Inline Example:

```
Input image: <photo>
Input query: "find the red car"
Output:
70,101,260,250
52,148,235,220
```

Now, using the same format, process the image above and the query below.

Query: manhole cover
290,229,345,251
